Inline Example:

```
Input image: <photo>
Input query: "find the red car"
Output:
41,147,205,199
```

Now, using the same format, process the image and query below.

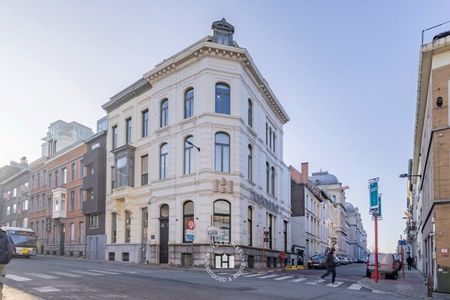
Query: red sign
441,248,449,257
187,219,195,230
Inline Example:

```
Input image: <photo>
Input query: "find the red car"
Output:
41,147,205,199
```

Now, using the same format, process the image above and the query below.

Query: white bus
1,226,37,257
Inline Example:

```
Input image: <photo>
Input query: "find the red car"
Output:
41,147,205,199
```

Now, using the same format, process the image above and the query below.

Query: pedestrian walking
407,255,413,271
0,228,16,299
320,248,336,284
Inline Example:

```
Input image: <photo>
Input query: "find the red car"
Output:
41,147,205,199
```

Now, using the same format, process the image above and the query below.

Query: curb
3,285,43,300
356,278,392,296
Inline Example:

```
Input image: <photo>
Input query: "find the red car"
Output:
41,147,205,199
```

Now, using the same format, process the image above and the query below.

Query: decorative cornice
102,78,151,113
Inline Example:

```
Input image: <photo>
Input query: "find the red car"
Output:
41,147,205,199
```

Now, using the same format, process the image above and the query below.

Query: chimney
301,162,309,184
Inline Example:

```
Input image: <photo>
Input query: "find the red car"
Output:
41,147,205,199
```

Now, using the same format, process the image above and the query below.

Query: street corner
3,285,42,300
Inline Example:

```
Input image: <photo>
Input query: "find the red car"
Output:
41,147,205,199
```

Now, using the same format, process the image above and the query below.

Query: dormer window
211,18,235,46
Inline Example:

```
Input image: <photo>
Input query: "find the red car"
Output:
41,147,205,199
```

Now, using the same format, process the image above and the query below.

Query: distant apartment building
0,158,29,228
29,120,93,256
409,29,450,293
290,163,334,263
102,19,291,267
82,117,108,260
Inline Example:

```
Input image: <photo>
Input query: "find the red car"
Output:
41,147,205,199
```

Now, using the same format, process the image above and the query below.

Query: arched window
160,204,169,218
248,99,253,127
266,162,270,193
160,143,168,179
271,166,275,196
213,200,230,243
183,201,194,243
248,206,252,246
215,132,230,172
184,88,194,119
215,83,230,114
184,136,194,175
248,145,253,182
160,99,168,127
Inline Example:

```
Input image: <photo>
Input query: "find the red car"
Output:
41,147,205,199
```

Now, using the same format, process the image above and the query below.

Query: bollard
427,275,433,297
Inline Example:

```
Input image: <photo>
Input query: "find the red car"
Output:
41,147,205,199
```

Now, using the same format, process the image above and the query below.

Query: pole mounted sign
369,178,379,211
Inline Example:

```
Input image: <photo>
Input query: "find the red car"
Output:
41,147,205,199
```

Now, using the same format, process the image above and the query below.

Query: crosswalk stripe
243,273,267,278
326,281,343,287
25,273,58,279
72,270,104,276
372,289,386,294
306,279,324,285
258,274,279,279
50,271,81,278
348,284,362,290
274,276,294,281
88,270,120,275
33,286,61,292
290,278,307,282
5,274,31,281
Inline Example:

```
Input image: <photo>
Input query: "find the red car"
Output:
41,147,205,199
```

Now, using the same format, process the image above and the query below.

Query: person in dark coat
407,255,413,270
0,228,16,299
321,248,336,284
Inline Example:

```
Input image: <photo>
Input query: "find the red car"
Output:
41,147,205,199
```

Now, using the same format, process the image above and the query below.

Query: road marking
71,270,104,276
106,270,137,274
326,281,343,287
243,273,267,277
33,286,61,292
88,269,120,275
348,284,362,290
274,275,294,281
50,271,81,278
258,274,279,279
306,279,325,285
5,274,31,281
372,289,386,294
25,273,58,279
290,278,307,282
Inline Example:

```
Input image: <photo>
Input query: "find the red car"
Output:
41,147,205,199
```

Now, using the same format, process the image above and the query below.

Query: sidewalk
357,269,449,299
3,285,41,300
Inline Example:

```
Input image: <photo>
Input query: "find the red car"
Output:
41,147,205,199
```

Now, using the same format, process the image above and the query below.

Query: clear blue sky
1,1,450,252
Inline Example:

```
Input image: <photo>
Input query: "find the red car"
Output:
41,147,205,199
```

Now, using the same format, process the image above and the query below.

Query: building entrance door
159,204,169,264
59,224,65,256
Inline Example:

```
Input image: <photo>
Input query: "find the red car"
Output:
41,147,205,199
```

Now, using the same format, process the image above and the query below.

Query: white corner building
102,19,291,268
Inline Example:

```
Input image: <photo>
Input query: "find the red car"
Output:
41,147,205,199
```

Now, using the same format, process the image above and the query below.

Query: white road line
306,279,325,285
50,271,81,278
372,289,386,294
326,281,343,287
289,278,307,283
106,270,137,274
88,270,120,275
33,286,61,292
243,273,267,278
274,276,294,281
347,284,362,290
25,273,58,279
71,270,104,276
258,274,279,279
5,274,31,282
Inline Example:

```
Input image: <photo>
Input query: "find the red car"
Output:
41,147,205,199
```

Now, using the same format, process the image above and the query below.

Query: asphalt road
3,256,410,300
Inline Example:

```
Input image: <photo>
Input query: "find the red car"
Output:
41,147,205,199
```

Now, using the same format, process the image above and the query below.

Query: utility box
437,267,450,293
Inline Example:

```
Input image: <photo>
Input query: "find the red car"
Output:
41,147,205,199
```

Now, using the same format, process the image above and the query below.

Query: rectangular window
116,156,129,187
79,190,84,209
126,117,132,144
142,208,148,243
71,163,76,181
12,203,17,214
31,175,35,189
89,215,99,228
111,166,115,191
22,199,28,211
62,167,67,184
48,173,52,188
141,155,148,186
79,222,84,243
6,206,10,216
70,223,75,241
111,212,117,243
284,220,288,253
36,195,40,210
125,210,131,243
112,125,118,149
13,187,17,197
142,109,149,137
47,197,52,215
55,170,59,187
70,190,75,211
37,173,41,187
79,161,84,178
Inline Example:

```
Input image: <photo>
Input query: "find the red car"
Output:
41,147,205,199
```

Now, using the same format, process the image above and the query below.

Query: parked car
346,256,353,264
366,253,398,279
308,254,327,269
357,258,366,263
337,255,349,265
335,256,341,266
